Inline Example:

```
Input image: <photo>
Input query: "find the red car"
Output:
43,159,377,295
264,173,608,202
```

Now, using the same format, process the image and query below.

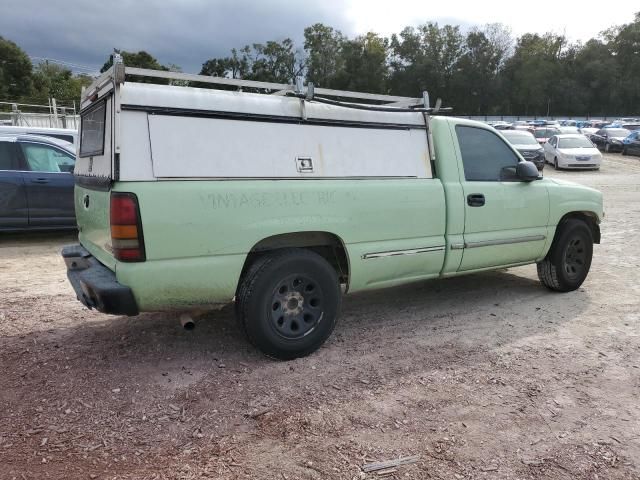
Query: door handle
31,178,50,184
467,193,485,207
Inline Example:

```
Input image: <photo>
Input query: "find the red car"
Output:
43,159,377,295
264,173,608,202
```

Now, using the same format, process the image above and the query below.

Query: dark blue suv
0,134,76,231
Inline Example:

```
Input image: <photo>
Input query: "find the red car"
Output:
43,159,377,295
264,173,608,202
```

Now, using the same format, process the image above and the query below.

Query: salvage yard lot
1,153,639,479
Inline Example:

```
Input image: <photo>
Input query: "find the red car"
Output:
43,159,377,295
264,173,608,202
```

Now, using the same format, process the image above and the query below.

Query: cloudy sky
2,0,638,75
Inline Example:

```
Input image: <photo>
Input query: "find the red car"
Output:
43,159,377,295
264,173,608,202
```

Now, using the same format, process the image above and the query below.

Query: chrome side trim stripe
451,235,546,250
362,246,446,260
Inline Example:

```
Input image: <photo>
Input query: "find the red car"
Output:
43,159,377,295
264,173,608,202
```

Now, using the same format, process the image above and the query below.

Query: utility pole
51,97,58,128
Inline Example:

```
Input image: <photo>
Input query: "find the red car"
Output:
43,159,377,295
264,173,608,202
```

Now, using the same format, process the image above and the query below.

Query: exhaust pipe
180,313,195,331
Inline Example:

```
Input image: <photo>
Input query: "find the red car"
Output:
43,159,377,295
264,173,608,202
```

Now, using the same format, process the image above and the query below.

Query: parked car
613,117,639,124
488,121,512,130
543,134,602,170
590,128,631,152
0,126,78,145
501,130,545,170
558,126,580,134
622,131,640,156
513,123,535,133
0,134,76,231
579,127,599,138
621,123,640,131
533,127,561,144
62,59,604,359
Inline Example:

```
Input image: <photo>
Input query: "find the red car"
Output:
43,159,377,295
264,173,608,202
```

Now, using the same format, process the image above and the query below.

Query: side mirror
516,161,541,182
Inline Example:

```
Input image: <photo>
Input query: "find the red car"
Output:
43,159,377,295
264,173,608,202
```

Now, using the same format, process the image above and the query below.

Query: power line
28,55,100,76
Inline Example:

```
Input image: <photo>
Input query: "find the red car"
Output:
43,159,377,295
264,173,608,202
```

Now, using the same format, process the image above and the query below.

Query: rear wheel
537,219,593,292
236,248,341,360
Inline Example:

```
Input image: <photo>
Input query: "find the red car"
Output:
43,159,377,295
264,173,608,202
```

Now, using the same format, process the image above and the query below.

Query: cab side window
0,142,17,170
456,125,520,181
20,143,75,173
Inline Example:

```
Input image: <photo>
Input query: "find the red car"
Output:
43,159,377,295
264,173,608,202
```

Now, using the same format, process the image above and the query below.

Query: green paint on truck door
453,124,550,271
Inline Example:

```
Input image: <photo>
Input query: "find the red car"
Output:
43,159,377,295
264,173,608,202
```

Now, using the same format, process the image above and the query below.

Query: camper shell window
80,100,106,157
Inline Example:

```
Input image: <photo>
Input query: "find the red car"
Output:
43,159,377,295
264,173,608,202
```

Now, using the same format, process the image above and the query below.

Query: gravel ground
1,153,639,480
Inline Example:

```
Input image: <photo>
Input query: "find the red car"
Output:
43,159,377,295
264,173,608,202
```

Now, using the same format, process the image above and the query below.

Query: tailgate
75,184,116,270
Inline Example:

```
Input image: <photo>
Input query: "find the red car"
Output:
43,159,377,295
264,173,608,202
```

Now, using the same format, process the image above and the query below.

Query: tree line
0,37,93,111
1,12,638,116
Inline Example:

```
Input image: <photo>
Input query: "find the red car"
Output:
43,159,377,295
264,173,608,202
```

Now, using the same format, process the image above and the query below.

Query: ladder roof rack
122,67,422,106
83,57,451,113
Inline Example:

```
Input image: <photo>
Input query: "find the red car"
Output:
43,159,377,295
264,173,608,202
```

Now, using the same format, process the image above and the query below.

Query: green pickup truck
63,59,603,359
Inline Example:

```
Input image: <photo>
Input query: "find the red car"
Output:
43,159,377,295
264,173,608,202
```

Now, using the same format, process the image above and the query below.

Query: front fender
547,179,604,226
540,179,603,259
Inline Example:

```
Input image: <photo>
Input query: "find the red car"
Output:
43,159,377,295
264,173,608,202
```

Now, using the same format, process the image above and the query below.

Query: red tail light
110,192,145,262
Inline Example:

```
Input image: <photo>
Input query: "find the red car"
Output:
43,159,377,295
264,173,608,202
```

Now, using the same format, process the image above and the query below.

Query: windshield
559,127,579,133
534,129,557,138
558,137,594,149
502,132,538,145
604,128,630,137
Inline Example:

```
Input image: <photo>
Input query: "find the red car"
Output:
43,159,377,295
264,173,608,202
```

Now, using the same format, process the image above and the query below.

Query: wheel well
240,232,350,289
558,212,601,244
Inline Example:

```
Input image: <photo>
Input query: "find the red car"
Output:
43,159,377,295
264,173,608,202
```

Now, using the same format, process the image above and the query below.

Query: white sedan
543,134,602,170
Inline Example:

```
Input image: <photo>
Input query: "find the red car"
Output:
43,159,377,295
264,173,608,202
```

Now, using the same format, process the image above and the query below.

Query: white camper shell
75,58,441,185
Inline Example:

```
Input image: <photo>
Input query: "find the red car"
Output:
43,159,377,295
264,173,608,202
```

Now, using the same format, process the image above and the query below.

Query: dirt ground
1,153,640,480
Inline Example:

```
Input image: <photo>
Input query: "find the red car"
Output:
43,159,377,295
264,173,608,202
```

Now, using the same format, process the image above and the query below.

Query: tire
537,219,593,292
605,143,610,153
554,157,559,170
235,248,341,360
622,146,628,156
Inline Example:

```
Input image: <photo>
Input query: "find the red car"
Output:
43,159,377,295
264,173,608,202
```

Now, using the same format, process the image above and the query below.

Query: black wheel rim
563,237,587,280
269,274,324,339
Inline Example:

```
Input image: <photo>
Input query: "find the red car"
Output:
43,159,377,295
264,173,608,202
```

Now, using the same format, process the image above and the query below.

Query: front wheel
554,157,559,169
622,146,628,156
605,143,610,153
236,248,341,360
537,219,593,292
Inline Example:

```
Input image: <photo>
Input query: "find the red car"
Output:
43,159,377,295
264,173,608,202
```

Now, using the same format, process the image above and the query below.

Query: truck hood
547,177,593,188
547,176,603,196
